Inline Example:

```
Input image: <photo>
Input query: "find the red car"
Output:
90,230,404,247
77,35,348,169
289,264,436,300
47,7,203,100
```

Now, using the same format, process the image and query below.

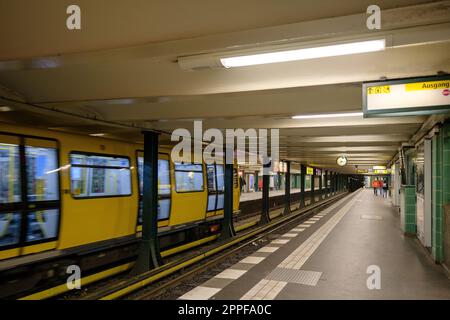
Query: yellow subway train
0,123,240,297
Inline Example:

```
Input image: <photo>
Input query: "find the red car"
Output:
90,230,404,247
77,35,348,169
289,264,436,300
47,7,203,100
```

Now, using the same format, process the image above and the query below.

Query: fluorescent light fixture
292,112,363,120
177,38,386,71
373,166,387,170
0,106,13,112
220,39,386,68
89,133,106,137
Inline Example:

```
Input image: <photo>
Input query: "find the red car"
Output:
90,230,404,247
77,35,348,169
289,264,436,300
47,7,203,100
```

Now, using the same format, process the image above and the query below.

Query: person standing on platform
239,175,246,192
382,179,389,198
372,179,379,196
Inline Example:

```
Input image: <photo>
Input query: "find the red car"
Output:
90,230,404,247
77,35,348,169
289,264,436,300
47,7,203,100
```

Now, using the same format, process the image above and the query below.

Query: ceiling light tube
292,112,363,120
220,39,386,68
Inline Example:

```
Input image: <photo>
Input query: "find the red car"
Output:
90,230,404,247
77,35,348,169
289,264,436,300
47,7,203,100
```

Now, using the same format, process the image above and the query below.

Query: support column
330,172,336,196
300,165,306,208
311,170,315,204
319,170,323,199
260,159,271,224
335,173,338,194
325,170,329,198
132,131,162,275
220,162,236,240
283,161,291,215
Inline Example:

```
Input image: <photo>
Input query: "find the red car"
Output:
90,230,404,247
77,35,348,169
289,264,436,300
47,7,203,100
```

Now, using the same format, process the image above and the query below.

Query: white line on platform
258,247,280,253
215,269,248,280
240,256,266,264
179,286,221,300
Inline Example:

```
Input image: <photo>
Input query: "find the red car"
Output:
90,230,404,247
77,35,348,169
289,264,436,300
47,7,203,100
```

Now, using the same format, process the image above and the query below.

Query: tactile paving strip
265,268,322,286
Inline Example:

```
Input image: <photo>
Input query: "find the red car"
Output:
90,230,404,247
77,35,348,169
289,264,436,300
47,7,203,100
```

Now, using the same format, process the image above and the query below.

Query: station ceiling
0,0,449,173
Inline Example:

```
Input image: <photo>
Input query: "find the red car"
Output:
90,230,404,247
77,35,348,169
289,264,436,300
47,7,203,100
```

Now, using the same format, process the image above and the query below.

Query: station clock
336,156,348,167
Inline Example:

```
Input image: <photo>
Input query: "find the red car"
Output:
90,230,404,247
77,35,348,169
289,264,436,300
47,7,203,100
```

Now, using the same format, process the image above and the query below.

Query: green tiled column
401,185,416,234
443,123,450,211
432,132,443,262
432,122,450,263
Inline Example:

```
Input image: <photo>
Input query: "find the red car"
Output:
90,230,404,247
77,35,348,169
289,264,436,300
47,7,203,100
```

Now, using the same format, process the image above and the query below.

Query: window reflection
0,143,21,204
0,212,21,247
206,164,225,211
26,146,59,202
26,210,59,242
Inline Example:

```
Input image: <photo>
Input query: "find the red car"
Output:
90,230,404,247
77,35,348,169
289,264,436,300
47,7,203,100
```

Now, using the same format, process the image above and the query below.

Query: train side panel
57,135,139,249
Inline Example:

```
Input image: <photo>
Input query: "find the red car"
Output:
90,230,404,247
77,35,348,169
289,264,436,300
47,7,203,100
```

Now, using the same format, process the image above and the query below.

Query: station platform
180,189,450,300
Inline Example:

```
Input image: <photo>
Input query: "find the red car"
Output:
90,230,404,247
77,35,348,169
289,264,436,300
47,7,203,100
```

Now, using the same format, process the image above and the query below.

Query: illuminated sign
357,169,369,174
363,76,450,117
373,169,392,174
306,167,314,175
315,169,322,176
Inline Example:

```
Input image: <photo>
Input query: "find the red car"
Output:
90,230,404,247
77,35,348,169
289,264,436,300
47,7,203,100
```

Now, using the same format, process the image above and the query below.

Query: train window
217,193,224,209
206,164,225,192
215,165,224,210
158,199,170,220
26,210,59,242
0,212,21,247
206,165,216,191
206,164,225,212
70,153,131,198
25,146,59,202
174,163,204,193
216,165,225,191
137,157,171,222
0,143,21,204
137,158,171,196
206,195,216,211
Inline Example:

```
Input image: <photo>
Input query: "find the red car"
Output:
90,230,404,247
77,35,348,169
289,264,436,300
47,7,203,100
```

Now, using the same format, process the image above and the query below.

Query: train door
136,152,172,228
206,164,225,217
0,134,60,259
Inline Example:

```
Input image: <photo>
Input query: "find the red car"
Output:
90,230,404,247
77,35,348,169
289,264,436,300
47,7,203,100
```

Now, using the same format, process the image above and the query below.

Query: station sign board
363,75,450,117
357,169,369,174
315,168,322,176
373,169,392,175
306,167,314,175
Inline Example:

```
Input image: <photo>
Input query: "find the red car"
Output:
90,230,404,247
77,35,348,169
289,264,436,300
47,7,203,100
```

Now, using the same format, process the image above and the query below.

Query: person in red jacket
372,179,380,196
